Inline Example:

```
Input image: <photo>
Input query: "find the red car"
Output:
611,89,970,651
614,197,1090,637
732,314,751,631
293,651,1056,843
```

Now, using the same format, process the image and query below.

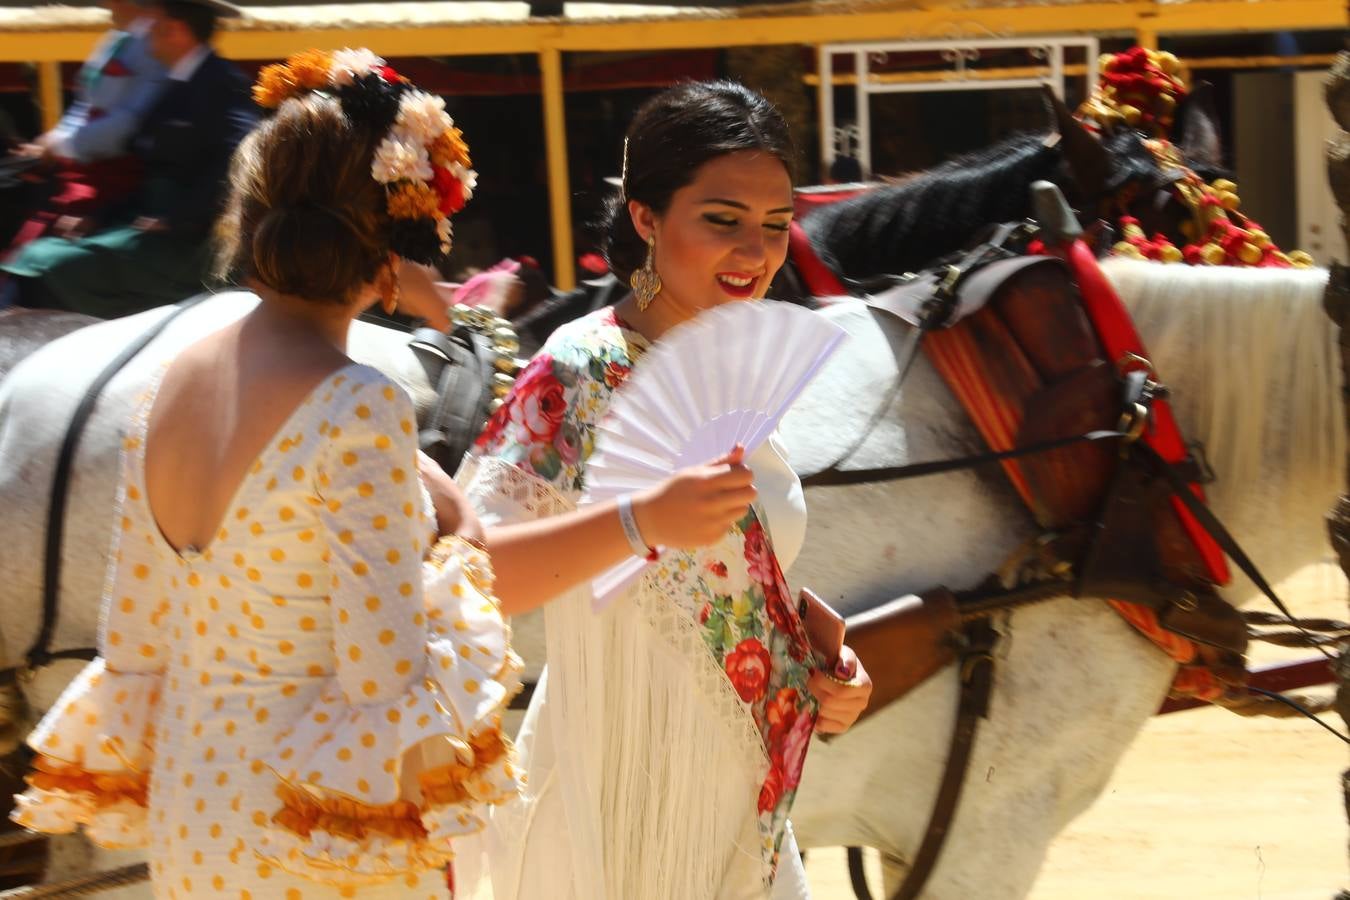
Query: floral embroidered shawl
472,306,819,880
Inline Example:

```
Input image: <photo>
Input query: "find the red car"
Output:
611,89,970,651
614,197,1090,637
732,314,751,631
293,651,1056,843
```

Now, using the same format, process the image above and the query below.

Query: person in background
1,0,255,317
20,0,165,168
825,154,864,185
2,0,165,250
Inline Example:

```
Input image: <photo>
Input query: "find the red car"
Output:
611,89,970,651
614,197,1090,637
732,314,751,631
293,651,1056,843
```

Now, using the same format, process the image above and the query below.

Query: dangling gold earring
630,234,662,312
380,270,400,315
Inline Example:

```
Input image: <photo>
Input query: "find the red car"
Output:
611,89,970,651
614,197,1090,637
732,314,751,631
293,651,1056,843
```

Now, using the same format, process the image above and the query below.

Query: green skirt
2,224,212,319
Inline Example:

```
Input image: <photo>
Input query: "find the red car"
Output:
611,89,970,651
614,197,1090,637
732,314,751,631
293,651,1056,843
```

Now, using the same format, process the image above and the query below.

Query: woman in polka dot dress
10,58,759,900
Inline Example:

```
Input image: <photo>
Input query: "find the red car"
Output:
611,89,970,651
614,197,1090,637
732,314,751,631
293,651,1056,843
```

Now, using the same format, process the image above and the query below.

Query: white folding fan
583,300,847,609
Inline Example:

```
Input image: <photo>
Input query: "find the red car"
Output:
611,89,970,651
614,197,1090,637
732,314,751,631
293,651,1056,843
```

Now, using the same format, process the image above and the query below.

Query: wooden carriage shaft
5,0,1344,289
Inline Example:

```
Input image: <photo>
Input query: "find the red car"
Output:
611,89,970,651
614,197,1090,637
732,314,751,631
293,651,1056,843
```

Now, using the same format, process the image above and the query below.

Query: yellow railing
3,0,1344,289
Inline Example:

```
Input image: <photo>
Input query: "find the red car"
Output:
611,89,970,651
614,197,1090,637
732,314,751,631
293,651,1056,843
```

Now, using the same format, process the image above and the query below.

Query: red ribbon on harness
1047,238,1230,587
789,222,847,298
786,225,1234,700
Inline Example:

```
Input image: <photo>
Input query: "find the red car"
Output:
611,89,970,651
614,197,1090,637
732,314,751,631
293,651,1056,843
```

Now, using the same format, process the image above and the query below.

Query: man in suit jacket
0,0,166,248
1,0,257,318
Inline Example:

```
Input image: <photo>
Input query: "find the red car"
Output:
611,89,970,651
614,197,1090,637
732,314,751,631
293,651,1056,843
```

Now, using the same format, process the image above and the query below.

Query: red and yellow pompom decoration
251,48,476,265
1110,145,1314,269
1082,47,1316,269
1078,46,1188,137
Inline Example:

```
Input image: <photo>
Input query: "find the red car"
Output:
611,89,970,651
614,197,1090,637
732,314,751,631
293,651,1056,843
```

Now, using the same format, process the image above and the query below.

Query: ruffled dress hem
257,535,524,884
10,660,161,849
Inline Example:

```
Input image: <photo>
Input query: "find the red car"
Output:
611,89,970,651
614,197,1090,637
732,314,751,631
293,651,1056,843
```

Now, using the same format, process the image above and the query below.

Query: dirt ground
804,561,1350,900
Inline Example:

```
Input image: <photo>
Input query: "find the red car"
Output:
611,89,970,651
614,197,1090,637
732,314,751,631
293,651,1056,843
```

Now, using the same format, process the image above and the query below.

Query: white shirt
47,16,163,161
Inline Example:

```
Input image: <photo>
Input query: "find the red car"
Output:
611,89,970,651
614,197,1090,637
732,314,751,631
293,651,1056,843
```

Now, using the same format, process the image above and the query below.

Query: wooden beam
1146,0,1343,32
539,46,576,292
36,60,61,131
546,0,1347,51
214,23,560,60
817,44,833,171
804,54,1342,87
0,33,98,63
1184,52,1340,69
2,0,1345,64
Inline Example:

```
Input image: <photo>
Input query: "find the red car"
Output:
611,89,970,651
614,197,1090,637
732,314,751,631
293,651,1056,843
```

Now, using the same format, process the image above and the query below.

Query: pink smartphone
799,587,846,669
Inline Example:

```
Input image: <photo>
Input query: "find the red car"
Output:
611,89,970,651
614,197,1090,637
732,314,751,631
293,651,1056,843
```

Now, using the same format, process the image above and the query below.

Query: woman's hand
808,645,873,734
632,446,756,549
417,451,485,544
484,446,754,616
397,260,454,331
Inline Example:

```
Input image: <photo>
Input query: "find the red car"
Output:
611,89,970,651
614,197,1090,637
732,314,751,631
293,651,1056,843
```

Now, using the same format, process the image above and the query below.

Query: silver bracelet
617,494,655,559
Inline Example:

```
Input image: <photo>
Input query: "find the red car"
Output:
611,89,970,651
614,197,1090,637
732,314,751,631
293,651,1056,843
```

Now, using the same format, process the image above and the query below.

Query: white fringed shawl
459,433,807,900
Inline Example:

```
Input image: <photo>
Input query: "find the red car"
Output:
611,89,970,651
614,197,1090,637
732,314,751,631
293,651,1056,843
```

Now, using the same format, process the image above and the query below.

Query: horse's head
1048,84,1228,250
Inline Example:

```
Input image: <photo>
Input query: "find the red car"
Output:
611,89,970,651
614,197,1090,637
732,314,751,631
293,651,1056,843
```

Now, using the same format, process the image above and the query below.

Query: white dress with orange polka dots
12,362,523,899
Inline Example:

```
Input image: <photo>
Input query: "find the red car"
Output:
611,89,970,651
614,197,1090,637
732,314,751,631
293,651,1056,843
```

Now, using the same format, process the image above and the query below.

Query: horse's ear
1172,82,1225,171
1042,84,1109,201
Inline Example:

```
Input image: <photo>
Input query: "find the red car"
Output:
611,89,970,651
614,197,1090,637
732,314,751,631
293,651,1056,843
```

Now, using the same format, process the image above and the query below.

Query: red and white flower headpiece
254,48,476,265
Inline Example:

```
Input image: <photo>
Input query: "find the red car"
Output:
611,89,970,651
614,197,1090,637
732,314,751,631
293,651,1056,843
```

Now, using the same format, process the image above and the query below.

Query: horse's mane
801,132,1064,281
800,128,1189,282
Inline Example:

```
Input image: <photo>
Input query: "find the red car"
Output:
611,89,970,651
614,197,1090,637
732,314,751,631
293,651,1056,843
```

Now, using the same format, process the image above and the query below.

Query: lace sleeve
456,455,575,528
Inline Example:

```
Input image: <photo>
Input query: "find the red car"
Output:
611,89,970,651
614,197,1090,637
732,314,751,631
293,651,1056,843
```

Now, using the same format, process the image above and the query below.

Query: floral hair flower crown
253,48,476,266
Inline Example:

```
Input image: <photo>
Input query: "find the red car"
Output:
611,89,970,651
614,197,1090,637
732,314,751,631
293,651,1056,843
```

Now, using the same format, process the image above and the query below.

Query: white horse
781,258,1342,898
0,259,1340,897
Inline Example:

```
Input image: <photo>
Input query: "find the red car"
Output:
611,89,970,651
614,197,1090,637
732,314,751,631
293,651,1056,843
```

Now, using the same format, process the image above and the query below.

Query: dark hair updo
214,93,392,304
602,80,795,282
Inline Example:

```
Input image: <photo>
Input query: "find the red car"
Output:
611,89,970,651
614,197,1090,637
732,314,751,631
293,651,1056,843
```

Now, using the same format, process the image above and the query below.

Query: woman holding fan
8,56,770,899
462,81,872,900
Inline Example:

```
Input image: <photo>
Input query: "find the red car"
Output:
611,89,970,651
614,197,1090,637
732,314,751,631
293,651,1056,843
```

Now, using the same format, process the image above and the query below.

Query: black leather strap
1135,443,1338,662
845,847,875,900
7,296,207,684
890,618,999,900
801,428,1129,489
799,226,1037,486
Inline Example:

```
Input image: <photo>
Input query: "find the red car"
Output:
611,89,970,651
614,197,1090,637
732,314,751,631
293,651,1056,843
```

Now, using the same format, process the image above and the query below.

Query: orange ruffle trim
271,724,512,844
274,784,428,844
25,755,148,809
419,727,508,807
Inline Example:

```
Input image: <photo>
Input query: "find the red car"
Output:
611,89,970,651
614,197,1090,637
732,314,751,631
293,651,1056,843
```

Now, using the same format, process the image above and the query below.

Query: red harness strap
920,313,1042,509
788,221,848,298
1050,239,1231,587
790,225,1232,700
